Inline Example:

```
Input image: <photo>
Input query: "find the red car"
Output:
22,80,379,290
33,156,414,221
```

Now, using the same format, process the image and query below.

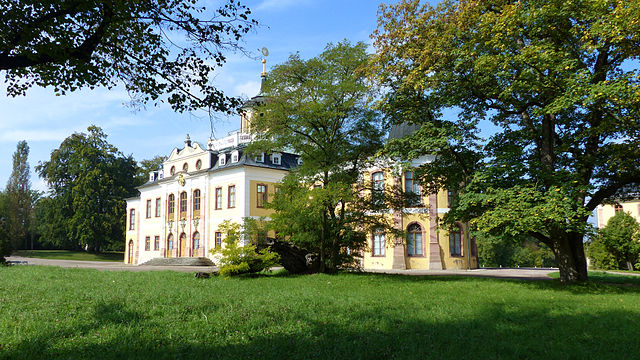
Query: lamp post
192,216,200,228
180,218,186,232
167,219,174,234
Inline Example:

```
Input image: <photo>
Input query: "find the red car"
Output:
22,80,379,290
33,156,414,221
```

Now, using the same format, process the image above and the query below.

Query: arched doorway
128,240,134,264
179,233,187,257
167,234,174,258
192,232,200,257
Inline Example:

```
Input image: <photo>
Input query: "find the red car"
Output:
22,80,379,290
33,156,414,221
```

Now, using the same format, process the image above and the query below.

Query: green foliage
595,212,640,270
136,156,168,187
0,1,257,113
477,233,556,268
586,236,619,270
209,220,280,277
0,217,10,264
373,0,640,282
5,140,33,250
36,126,138,253
249,41,386,272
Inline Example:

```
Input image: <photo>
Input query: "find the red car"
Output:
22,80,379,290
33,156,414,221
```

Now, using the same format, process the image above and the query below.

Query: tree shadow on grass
3,297,640,360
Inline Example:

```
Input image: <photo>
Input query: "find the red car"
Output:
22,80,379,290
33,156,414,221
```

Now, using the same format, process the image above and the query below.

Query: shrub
210,220,280,277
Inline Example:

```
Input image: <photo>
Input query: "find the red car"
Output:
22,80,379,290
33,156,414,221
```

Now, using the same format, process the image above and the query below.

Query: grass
12,250,123,262
1,267,640,360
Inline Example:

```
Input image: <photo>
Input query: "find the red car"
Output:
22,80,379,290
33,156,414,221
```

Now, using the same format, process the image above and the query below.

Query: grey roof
388,122,421,140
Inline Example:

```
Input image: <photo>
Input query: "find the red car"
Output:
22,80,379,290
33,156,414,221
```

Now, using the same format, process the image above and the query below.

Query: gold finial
261,47,269,75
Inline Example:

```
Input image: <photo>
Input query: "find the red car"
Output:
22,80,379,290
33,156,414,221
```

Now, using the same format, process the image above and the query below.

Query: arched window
196,159,202,170
168,194,175,216
180,192,187,215
372,229,385,256
193,232,200,250
167,234,174,250
407,223,423,256
449,225,462,257
170,166,176,176
128,240,134,264
193,189,201,212
615,204,623,214
182,162,189,172
404,171,422,206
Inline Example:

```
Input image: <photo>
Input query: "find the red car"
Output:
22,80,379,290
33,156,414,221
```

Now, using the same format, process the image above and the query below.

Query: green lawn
12,250,123,262
1,267,640,359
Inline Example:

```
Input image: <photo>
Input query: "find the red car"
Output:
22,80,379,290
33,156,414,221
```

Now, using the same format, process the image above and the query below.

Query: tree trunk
554,232,588,283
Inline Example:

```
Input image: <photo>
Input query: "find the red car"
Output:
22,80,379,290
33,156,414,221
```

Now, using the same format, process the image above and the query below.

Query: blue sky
0,0,400,192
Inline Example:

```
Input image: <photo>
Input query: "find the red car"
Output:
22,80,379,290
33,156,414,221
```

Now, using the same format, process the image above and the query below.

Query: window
129,209,135,230
255,153,264,162
146,199,152,218
193,232,200,250
404,171,421,206
168,194,175,216
372,171,384,204
228,185,236,208
615,204,623,214
170,165,176,175
196,159,202,170
215,188,223,210
154,236,160,251
407,223,423,256
182,162,188,172
232,151,239,163
145,236,150,251
180,192,187,215
272,153,281,165
168,234,174,250
297,157,303,165
449,225,462,257
372,230,385,256
257,184,267,208
215,232,222,248
193,189,201,212
470,237,477,257
219,155,226,166
448,189,456,208
155,198,161,217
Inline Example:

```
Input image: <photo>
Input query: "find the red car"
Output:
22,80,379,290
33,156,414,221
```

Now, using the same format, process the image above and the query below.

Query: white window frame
255,153,264,163
232,150,239,163
219,154,226,166
272,153,281,165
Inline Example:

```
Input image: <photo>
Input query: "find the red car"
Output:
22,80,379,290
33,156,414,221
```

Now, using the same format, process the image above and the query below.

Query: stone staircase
141,257,215,266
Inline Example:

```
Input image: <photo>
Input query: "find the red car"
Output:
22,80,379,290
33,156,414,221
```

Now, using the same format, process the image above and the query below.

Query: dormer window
272,153,281,165
297,157,303,165
232,150,239,163
219,155,226,166
255,153,264,163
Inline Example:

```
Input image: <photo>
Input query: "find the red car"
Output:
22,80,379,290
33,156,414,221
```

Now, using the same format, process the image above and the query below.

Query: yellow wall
248,179,278,217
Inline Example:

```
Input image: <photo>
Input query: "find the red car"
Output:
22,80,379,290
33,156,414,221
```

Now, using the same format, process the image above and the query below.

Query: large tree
36,126,138,252
5,140,32,250
373,0,640,282
0,0,257,112
249,41,387,273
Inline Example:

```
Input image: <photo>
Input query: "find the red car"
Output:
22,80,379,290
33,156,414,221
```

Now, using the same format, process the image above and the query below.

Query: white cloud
233,80,261,98
0,127,84,143
255,0,312,11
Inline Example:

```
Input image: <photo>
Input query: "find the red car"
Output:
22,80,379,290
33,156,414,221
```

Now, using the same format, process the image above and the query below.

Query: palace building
124,69,478,270
596,198,640,229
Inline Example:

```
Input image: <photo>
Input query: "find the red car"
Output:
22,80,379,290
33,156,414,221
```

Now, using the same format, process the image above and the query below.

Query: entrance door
179,233,187,257
128,240,134,264
167,234,174,258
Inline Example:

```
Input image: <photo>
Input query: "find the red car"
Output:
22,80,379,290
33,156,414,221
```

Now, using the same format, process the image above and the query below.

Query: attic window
170,166,176,175
255,153,264,163
272,153,281,165
219,155,226,166
297,157,303,165
196,159,202,170
183,162,188,172
232,150,239,163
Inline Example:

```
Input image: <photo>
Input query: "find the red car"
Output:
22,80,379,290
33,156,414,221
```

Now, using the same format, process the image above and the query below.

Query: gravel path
6,255,557,279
